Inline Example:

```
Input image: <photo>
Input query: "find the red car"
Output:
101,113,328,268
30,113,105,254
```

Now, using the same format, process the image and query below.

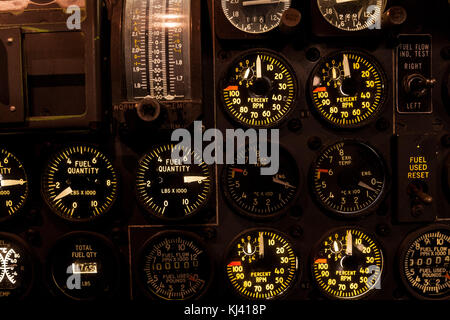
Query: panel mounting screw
7,37,13,45
9,106,16,112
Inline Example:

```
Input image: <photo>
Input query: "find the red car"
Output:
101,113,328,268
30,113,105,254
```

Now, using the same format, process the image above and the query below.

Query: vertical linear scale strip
143,0,150,95
161,0,168,99
148,0,154,98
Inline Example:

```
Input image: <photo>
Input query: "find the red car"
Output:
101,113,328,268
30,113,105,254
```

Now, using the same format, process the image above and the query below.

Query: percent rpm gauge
137,231,212,300
136,144,212,221
0,149,28,222
42,146,119,222
225,229,298,300
221,50,297,128
312,227,384,300
399,225,450,300
311,141,386,217
310,51,386,128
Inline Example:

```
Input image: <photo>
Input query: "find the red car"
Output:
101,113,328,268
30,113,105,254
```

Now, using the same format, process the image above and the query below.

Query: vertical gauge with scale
41,146,119,222
312,227,384,300
0,149,28,222
137,231,212,300
135,144,213,221
399,225,450,300
221,0,291,34
221,50,297,128
310,51,386,128
311,141,386,217
317,0,386,32
225,229,298,300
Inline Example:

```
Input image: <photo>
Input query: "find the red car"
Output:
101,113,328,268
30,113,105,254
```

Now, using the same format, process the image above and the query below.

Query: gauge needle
358,181,377,192
184,176,207,184
346,230,353,256
259,232,264,258
256,55,262,79
0,179,26,187
242,0,288,6
272,176,295,188
54,187,73,201
243,68,251,80
343,54,351,78
336,0,358,3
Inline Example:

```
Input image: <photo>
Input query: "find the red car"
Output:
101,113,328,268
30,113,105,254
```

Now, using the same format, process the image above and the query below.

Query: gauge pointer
336,0,358,3
184,176,207,184
0,179,26,187
343,54,351,78
259,232,264,258
243,68,251,80
272,176,295,188
256,55,262,79
54,187,73,201
345,230,353,256
242,0,288,6
358,181,377,192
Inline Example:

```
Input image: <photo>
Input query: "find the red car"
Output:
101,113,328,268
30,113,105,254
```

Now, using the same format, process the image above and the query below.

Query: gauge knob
136,96,161,122
381,6,407,27
402,74,436,98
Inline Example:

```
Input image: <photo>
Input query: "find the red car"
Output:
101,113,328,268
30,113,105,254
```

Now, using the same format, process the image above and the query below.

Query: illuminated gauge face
48,232,119,300
221,50,297,128
310,51,386,128
317,0,386,31
138,231,212,300
312,227,384,300
221,0,291,34
0,149,28,221
225,229,298,300
399,226,450,300
222,145,300,218
135,144,212,220
42,146,119,222
311,141,386,217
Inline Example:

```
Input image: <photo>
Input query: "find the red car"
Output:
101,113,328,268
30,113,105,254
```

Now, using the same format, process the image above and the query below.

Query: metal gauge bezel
134,144,214,222
310,226,385,300
223,227,300,300
221,144,301,220
0,232,35,300
219,49,299,129
46,231,120,301
0,148,30,223
308,49,388,129
135,230,214,301
309,139,388,218
398,224,450,300
41,145,119,223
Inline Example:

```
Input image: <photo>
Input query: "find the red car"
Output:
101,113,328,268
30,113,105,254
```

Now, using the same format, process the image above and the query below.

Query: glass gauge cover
0,149,28,222
317,0,386,31
225,229,298,300
47,232,119,300
399,225,450,300
42,146,119,222
312,227,384,300
311,140,386,217
221,0,291,34
222,145,300,218
0,233,34,299
137,231,212,300
135,144,213,220
221,50,297,128
310,50,386,128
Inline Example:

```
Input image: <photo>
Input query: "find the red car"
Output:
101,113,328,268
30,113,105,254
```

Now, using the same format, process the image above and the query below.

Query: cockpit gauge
309,50,386,128
221,0,291,34
41,146,119,222
0,148,28,222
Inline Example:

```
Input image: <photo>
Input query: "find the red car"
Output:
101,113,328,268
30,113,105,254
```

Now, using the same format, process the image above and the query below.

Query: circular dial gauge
221,50,297,128
225,229,298,300
311,141,386,216
138,231,212,300
0,149,28,221
399,226,450,300
221,0,291,34
0,233,34,299
317,0,386,31
48,232,119,300
310,51,386,128
42,146,119,222
223,145,300,218
312,227,384,300
136,144,212,220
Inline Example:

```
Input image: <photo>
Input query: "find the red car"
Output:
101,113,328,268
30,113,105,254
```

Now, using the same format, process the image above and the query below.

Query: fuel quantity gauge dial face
312,227,384,300
221,50,297,128
399,225,450,300
42,146,119,222
0,149,28,222
136,144,212,221
311,141,386,217
225,229,298,300
221,0,291,34
310,51,386,128
138,231,212,300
